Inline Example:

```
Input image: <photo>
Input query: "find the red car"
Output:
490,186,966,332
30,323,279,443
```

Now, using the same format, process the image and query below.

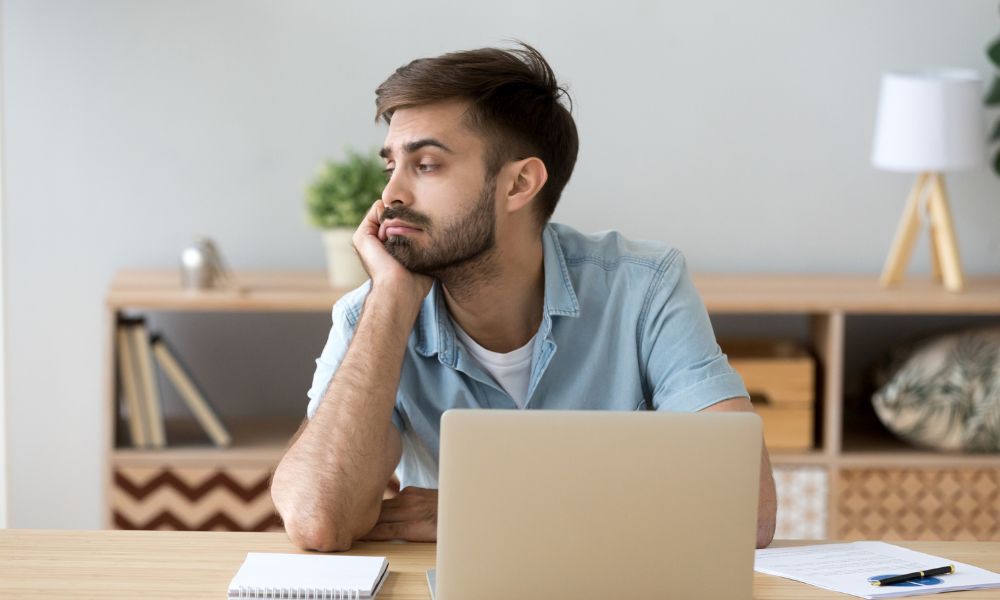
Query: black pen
871,565,956,586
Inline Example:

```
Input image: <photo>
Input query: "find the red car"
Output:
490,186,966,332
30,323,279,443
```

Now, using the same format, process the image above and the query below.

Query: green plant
989,18,1000,177
306,149,386,228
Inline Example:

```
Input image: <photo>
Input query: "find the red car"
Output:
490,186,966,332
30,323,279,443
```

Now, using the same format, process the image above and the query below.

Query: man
271,43,777,552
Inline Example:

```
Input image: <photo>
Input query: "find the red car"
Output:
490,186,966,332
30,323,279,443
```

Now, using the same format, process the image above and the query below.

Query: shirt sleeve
638,250,748,412
305,293,405,432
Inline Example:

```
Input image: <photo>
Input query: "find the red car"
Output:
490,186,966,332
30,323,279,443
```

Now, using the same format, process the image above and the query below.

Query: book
116,319,148,448
129,318,166,448
755,541,1000,598
227,552,389,599
150,333,231,448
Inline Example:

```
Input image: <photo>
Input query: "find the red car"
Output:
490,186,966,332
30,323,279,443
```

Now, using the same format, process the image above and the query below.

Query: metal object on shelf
180,237,232,290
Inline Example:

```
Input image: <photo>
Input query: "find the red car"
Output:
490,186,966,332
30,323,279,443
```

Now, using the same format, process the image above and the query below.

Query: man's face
379,101,499,275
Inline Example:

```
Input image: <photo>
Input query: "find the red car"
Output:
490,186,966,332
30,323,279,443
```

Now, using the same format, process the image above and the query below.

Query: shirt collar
414,223,580,360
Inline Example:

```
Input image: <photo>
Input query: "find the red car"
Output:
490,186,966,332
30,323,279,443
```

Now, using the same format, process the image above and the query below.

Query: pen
870,565,956,586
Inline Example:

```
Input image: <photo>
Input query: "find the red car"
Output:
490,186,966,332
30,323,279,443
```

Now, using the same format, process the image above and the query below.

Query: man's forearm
272,284,419,550
700,397,777,548
756,447,777,548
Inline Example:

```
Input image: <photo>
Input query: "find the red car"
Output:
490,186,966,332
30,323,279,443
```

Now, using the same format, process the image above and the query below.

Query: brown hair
375,42,579,224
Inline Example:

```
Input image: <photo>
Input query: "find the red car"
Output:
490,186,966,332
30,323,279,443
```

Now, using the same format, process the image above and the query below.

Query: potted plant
306,149,386,288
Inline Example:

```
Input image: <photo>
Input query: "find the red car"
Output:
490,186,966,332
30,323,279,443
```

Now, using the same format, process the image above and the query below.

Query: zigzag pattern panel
113,465,284,532
836,467,1000,541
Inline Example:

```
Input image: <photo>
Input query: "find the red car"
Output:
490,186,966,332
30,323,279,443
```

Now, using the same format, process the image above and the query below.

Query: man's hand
360,486,438,543
353,200,432,300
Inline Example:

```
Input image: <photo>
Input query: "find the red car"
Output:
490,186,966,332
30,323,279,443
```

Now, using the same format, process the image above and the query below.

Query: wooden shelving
111,416,302,467
694,274,1000,314
102,271,346,531
103,270,1000,537
106,270,349,312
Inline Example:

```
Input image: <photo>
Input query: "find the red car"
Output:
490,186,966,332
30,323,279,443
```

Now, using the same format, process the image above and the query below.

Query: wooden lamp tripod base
879,171,965,292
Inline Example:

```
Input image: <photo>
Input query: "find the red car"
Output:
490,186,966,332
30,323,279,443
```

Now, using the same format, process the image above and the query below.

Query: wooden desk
2,529,1000,599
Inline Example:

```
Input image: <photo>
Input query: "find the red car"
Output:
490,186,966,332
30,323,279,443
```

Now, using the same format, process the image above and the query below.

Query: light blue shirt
306,223,748,488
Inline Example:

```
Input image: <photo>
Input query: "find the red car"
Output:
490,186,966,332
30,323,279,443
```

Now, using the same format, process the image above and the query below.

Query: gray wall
3,0,999,528
0,0,6,527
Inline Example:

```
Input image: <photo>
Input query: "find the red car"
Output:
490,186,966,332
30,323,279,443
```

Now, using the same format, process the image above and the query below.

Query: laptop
431,409,762,600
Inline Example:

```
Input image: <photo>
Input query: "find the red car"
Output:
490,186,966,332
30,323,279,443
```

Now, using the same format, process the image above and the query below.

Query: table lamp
872,69,986,292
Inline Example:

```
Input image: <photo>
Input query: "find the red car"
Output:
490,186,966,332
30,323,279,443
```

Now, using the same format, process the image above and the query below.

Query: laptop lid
436,409,762,600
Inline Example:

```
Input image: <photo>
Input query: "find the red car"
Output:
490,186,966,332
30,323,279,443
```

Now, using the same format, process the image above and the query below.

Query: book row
116,317,232,448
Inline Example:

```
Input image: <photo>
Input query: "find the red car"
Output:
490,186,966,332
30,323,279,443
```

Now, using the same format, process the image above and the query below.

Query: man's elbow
755,503,777,549
281,511,356,552
271,479,384,552
756,523,776,549
270,476,356,551
273,489,359,551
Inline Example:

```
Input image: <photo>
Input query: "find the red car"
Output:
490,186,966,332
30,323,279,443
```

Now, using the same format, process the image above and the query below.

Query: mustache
381,206,432,229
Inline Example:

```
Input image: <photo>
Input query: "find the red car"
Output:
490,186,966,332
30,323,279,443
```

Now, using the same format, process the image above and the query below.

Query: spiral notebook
227,552,389,599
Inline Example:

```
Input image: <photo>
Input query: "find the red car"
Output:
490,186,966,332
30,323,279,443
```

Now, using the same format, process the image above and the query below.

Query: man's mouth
382,219,423,236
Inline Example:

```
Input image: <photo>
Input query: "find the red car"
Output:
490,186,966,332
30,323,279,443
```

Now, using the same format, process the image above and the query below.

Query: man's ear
502,157,548,215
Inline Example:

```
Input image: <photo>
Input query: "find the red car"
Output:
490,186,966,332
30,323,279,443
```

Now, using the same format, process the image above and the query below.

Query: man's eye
383,167,394,177
418,163,438,173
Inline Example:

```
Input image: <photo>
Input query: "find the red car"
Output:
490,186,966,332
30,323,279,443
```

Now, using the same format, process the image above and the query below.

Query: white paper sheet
754,541,1000,598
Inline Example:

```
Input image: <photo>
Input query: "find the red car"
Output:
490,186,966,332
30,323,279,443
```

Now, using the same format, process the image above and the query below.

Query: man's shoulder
328,279,436,350
330,280,373,328
548,222,683,275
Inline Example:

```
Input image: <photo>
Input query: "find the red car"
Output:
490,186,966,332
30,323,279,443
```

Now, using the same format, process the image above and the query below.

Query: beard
382,175,498,278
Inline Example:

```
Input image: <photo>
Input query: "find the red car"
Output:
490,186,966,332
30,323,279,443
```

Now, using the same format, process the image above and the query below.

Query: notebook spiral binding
229,587,362,599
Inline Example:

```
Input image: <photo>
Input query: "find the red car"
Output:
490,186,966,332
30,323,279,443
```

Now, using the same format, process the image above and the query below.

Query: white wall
0,0,6,529
3,0,999,528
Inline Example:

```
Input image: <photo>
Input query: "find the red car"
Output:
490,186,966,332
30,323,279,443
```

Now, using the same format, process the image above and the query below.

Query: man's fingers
362,520,406,541
362,519,436,543
377,489,412,511
362,488,439,541
371,198,385,221
359,201,382,233
375,491,433,523
380,486,432,505
372,202,388,241
375,502,415,523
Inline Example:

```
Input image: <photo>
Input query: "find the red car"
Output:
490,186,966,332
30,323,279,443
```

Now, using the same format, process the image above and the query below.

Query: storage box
720,339,816,451
774,465,828,539
111,464,283,532
836,467,1000,541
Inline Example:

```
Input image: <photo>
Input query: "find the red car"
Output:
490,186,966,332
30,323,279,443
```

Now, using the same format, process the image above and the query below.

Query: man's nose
381,171,413,208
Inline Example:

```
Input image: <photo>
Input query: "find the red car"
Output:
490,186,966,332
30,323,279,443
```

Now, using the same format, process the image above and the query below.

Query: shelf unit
697,274,1000,540
104,271,349,531
104,270,1000,538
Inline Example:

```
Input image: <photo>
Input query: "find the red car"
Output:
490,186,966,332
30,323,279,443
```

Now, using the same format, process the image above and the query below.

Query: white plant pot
322,228,369,289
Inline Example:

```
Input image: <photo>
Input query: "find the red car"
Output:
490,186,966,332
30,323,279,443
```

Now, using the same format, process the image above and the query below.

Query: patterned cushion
872,326,1000,452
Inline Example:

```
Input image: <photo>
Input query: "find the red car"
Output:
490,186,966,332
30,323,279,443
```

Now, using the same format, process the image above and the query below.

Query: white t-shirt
453,321,536,409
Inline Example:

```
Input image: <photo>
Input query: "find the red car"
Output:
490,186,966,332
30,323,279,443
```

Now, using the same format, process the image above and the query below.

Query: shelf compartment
112,416,301,467
834,466,1000,541
840,427,1000,468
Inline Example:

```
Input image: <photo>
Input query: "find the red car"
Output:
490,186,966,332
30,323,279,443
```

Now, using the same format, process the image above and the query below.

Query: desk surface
2,529,1000,599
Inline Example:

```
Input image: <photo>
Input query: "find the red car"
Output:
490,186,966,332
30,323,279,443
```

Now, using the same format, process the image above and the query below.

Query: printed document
755,541,1000,598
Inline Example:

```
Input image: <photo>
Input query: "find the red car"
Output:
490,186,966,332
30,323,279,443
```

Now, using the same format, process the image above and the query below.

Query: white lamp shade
871,69,986,172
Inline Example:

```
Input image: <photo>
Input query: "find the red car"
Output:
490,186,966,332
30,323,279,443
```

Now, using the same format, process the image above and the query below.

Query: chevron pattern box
836,467,1000,541
112,465,283,532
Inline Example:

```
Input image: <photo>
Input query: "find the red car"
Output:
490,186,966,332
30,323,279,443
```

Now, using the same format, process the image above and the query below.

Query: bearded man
271,43,777,552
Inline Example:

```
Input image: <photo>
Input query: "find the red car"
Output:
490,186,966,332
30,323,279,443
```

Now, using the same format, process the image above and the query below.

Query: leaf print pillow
872,326,1000,452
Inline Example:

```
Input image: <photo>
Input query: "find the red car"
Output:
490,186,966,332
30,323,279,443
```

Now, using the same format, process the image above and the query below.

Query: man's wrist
367,278,426,323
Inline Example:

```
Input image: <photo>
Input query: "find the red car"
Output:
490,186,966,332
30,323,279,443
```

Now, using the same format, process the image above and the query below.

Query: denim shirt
306,222,748,489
